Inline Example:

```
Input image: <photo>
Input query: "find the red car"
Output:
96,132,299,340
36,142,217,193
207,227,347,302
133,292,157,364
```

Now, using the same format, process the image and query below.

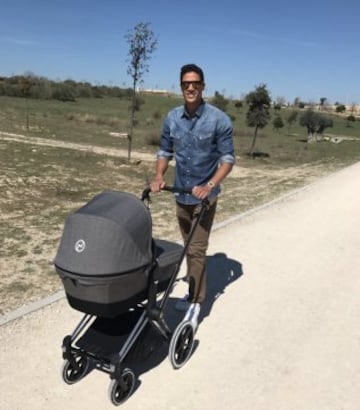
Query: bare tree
275,96,287,107
125,22,157,161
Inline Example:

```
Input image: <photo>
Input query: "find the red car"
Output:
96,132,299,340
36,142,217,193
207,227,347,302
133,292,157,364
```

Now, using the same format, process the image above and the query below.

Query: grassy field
0,94,360,314
1,94,359,159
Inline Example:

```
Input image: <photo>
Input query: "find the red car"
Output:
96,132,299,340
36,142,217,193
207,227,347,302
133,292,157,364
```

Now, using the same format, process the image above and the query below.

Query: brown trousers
176,198,217,304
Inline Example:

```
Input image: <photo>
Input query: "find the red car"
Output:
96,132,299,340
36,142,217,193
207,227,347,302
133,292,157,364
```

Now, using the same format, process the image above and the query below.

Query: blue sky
1,0,359,104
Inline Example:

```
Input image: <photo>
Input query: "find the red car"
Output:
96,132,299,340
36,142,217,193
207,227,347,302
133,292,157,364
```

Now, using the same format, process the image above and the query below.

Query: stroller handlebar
141,186,192,202
141,185,191,201
161,185,193,194
141,186,209,208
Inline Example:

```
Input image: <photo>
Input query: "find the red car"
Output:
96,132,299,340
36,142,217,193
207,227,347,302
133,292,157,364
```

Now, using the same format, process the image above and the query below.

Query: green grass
0,95,181,151
1,94,359,159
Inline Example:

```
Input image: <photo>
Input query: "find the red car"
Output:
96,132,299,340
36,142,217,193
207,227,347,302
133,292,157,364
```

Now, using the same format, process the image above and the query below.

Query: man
150,64,235,329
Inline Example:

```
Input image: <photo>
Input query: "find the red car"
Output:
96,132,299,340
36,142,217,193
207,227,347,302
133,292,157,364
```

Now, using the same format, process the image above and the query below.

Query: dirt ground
0,131,344,315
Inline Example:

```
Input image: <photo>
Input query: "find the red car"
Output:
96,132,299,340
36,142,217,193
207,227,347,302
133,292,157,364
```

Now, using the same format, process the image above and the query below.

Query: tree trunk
127,133,132,161
127,82,137,161
248,125,259,155
307,131,316,143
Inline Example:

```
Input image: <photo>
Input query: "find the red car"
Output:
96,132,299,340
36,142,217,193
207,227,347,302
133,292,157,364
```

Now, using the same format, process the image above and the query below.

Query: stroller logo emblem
75,239,86,253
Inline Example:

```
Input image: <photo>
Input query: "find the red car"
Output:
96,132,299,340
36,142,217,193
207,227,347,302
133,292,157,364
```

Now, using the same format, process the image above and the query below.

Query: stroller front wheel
61,354,89,384
169,321,195,369
108,368,136,406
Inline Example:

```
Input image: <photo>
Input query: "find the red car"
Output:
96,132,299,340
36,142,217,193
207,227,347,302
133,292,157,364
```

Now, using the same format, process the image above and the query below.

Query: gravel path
1,162,359,410
0,131,156,161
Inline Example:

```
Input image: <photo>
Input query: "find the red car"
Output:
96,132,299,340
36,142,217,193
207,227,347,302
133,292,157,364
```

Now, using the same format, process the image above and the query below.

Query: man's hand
192,184,212,199
150,176,166,192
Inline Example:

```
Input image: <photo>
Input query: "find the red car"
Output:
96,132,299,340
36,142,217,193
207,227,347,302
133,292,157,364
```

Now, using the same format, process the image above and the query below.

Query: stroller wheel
108,368,136,406
61,354,89,384
169,321,195,369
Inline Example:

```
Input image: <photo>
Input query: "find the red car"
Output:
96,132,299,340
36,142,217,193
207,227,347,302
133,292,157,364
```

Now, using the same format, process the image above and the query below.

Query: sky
1,0,359,104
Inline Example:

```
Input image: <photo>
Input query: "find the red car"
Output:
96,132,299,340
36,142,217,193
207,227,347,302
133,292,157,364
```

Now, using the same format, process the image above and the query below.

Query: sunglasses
181,81,203,90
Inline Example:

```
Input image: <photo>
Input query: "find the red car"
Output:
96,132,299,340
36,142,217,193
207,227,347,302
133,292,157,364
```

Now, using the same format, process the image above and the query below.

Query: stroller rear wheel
108,368,136,406
169,321,195,369
61,353,89,384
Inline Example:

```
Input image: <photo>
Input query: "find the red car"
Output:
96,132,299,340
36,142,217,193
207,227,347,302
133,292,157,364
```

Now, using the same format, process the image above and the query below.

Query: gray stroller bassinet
55,191,183,317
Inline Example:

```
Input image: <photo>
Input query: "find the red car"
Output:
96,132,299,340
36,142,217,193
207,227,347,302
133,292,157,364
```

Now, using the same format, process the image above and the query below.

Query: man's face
181,71,204,106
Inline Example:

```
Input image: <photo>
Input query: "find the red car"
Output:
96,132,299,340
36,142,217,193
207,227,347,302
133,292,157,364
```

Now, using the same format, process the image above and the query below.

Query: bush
211,91,229,112
52,84,76,102
146,133,160,146
346,115,356,127
336,104,346,113
152,110,162,120
273,116,284,131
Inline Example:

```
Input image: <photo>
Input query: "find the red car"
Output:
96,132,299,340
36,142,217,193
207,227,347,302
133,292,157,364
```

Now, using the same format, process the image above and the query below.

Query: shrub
152,110,162,120
336,104,346,113
146,133,160,146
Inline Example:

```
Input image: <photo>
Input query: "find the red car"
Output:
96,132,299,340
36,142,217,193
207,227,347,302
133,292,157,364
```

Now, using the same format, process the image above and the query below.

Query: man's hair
180,64,205,83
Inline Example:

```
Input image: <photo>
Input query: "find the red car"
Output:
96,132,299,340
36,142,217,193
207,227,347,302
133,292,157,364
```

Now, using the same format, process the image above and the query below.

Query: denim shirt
157,101,235,205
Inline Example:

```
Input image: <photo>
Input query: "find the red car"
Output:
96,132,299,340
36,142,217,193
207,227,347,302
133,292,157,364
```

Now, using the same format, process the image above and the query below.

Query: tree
346,115,356,127
52,83,76,102
336,104,346,113
245,83,271,155
274,96,286,109
299,110,333,142
285,109,298,135
319,97,327,110
272,115,284,132
293,97,301,107
211,91,229,112
234,100,243,109
125,22,157,160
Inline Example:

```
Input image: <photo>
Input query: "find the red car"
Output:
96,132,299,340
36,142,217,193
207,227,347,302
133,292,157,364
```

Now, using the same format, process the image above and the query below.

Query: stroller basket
55,191,183,317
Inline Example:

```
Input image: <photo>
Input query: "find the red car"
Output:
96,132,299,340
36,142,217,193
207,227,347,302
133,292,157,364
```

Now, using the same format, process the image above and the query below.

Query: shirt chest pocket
194,131,215,150
170,130,215,151
170,131,187,150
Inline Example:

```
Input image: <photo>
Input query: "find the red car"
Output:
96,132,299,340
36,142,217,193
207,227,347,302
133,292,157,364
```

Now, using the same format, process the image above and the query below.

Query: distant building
138,88,170,96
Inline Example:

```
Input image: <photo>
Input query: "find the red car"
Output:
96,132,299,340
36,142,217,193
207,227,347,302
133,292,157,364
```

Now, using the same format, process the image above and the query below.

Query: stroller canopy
55,191,153,276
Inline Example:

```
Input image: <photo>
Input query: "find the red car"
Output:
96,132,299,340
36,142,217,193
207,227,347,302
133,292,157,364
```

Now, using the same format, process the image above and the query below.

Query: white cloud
1,36,38,46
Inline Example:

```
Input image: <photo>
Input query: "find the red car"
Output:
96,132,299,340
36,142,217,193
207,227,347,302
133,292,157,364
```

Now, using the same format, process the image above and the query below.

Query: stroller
55,187,209,406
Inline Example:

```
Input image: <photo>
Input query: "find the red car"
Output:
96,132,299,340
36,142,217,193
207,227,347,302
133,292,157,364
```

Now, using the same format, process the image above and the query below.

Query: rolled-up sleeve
156,116,174,160
217,115,235,165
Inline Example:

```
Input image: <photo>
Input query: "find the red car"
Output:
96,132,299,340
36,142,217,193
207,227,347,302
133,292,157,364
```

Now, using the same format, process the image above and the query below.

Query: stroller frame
61,187,209,406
